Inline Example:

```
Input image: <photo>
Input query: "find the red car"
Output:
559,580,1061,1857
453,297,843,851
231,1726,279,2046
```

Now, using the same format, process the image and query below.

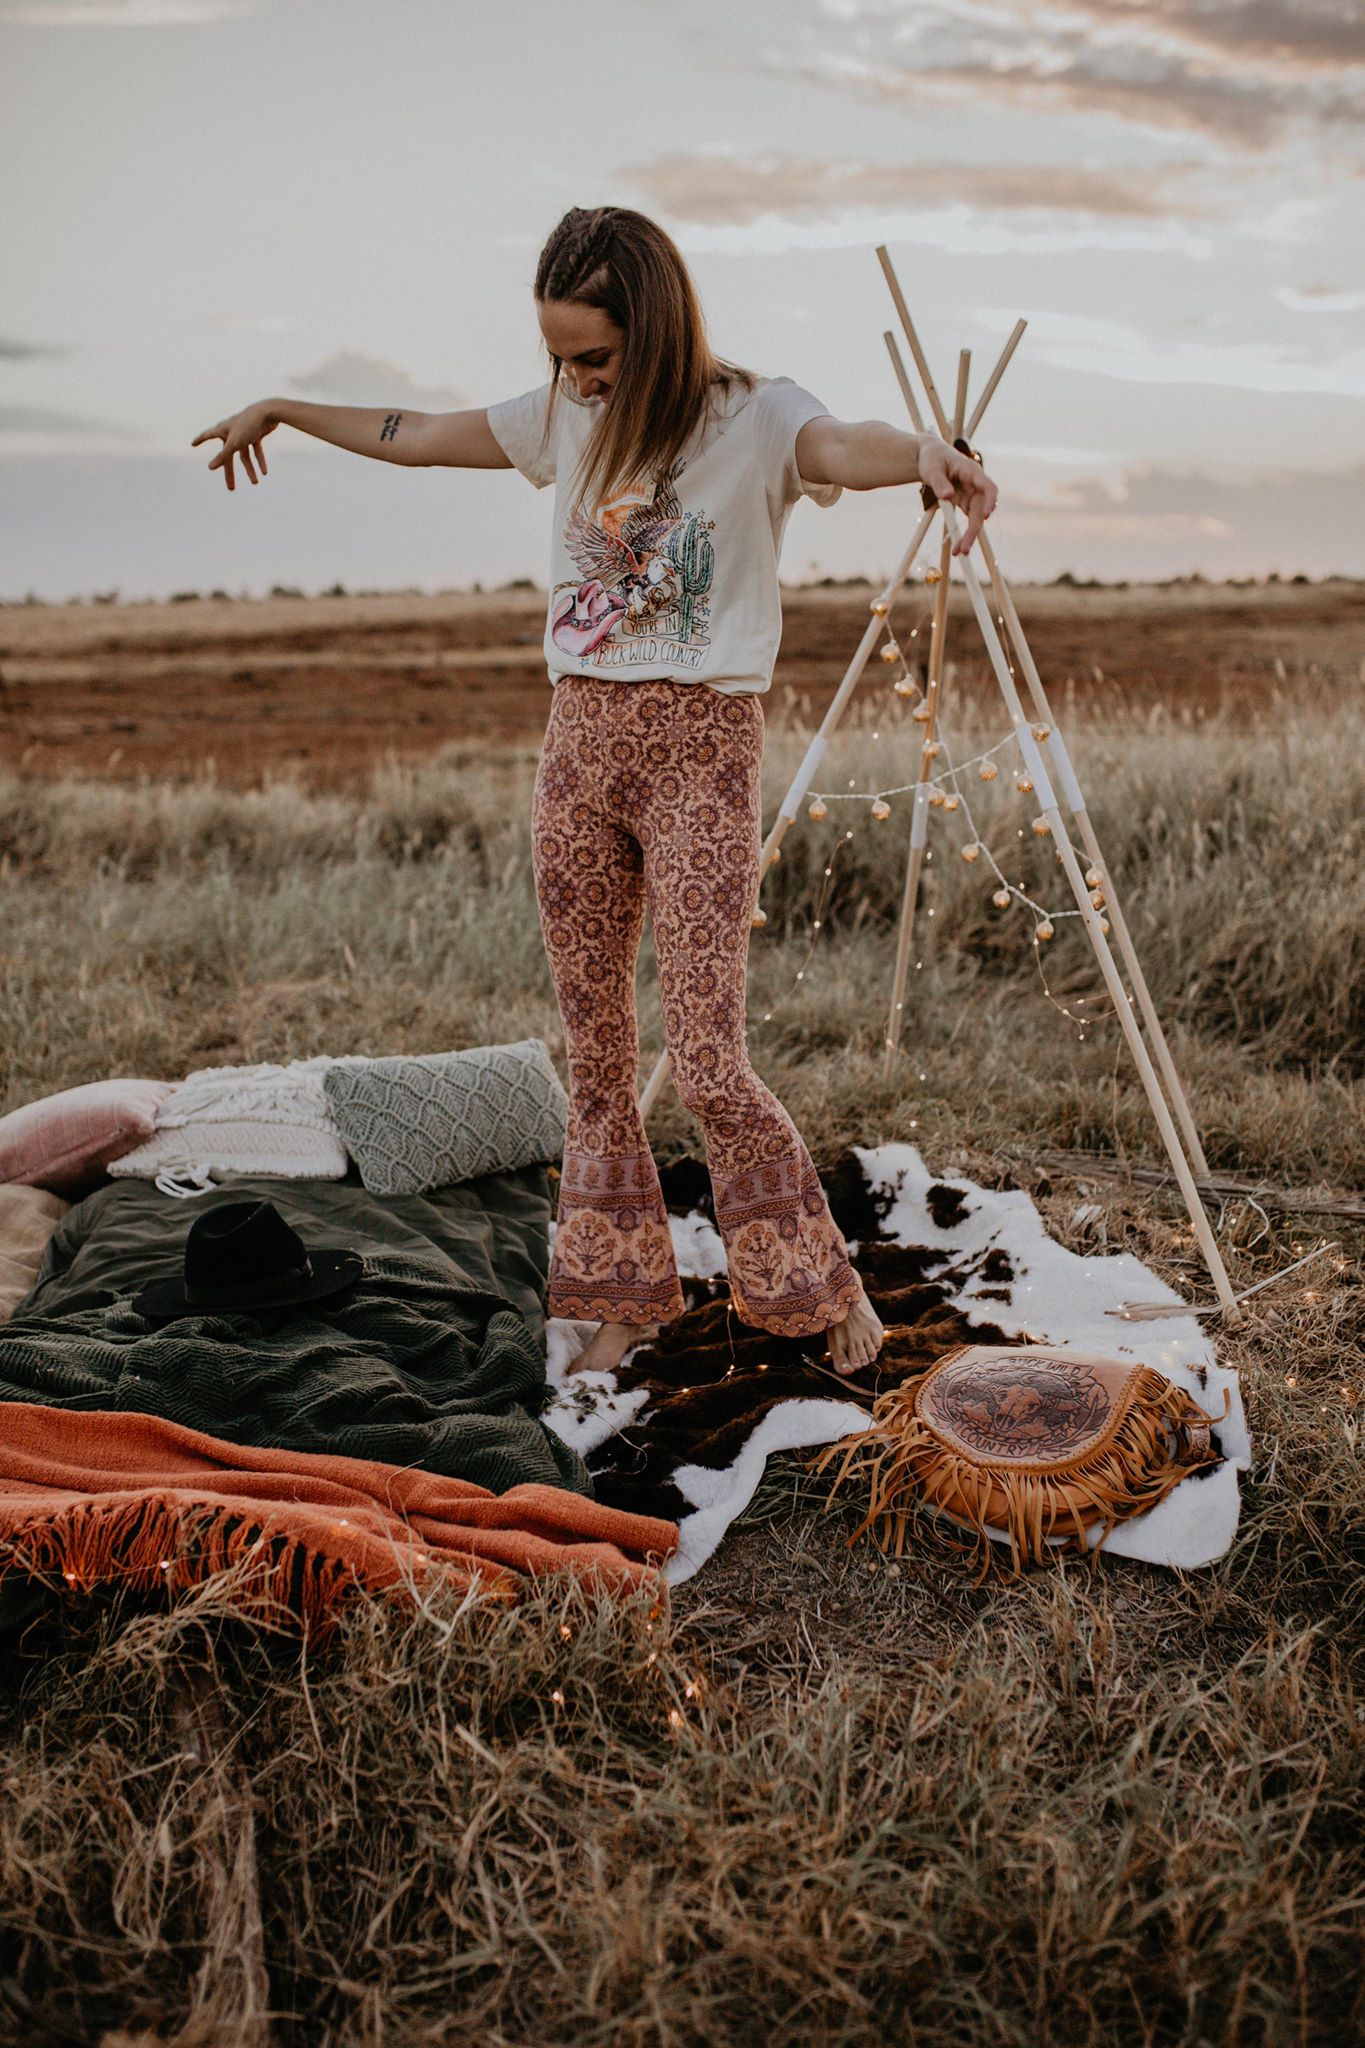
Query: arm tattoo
380,411,403,443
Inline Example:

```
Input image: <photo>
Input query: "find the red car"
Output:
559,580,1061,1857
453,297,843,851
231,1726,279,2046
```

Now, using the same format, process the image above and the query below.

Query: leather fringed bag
814,1343,1228,1577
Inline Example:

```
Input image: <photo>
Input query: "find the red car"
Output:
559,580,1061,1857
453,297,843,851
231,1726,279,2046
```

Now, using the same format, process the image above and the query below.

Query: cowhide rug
543,1143,1251,1586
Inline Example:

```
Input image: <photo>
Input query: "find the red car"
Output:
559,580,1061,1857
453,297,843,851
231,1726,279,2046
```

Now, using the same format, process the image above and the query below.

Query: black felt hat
131,1197,365,1321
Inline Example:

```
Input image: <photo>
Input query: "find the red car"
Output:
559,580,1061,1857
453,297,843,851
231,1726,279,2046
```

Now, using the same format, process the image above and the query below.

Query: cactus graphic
666,513,714,645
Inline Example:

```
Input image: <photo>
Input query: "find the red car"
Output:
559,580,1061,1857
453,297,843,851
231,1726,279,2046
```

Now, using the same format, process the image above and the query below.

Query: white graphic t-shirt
484,373,843,697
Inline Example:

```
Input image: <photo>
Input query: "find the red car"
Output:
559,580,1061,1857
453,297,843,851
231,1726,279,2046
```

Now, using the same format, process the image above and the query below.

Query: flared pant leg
532,674,862,1339
531,680,686,1326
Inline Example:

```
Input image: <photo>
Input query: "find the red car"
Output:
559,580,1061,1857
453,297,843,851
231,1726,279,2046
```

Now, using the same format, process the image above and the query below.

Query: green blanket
0,1165,588,1498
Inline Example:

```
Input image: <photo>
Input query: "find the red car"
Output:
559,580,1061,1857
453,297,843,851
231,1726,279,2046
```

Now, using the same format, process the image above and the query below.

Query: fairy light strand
755,567,1119,1037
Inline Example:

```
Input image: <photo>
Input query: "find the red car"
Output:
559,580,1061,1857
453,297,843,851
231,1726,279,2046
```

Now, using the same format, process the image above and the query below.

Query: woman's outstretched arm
794,415,998,556
191,400,513,490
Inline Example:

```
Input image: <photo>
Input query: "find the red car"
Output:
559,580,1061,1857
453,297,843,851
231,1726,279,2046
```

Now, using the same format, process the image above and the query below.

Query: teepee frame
638,246,1237,1314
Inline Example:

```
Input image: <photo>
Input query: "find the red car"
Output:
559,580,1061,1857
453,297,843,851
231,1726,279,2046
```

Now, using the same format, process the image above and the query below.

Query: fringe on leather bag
813,1342,1229,1579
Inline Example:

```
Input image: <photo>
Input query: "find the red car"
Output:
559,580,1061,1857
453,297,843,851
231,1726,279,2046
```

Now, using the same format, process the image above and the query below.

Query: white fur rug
544,1143,1251,1586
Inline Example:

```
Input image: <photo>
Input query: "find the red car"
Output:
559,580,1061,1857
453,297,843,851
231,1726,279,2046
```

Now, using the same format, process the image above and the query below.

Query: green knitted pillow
321,1039,568,1195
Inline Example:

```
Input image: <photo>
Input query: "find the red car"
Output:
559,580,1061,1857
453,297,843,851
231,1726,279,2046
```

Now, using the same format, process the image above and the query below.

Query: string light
752,574,1121,1042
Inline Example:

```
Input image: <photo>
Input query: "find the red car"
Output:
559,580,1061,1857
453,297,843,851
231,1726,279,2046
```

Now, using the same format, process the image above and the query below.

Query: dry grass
1,685,1363,2045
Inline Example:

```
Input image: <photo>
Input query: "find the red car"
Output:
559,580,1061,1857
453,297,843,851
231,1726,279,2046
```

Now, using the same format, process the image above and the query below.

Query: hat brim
130,1249,366,1322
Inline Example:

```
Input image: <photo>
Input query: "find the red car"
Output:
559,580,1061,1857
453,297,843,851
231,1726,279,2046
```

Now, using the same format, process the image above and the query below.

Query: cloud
284,349,467,411
1034,1,1365,72
1000,454,1365,557
617,148,1212,221
0,404,146,452
665,208,1213,258
972,303,1365,393
780,1,1365,154
1275,282,1365,310
0,1,259,21
0,335,69,360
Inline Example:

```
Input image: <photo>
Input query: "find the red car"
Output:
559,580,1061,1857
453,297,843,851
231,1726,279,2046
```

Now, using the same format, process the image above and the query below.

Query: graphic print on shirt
550,464,716,675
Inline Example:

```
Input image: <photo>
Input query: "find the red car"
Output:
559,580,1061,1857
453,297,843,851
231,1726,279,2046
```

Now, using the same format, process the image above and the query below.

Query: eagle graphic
563,474,685,604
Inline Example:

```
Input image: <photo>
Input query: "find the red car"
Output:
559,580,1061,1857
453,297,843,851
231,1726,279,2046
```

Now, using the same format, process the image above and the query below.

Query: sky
2,0,1362,600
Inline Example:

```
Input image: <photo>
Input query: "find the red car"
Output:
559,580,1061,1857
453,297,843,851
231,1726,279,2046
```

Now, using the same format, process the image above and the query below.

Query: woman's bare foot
827,1275,884,1375
574,1318,662,1373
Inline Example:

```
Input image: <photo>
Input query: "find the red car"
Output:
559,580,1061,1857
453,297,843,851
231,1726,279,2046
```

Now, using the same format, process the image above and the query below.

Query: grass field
0,600,1362,2046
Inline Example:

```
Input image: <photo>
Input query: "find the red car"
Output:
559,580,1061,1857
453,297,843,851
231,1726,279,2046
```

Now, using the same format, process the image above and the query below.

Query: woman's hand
917,436,998,556
190,399,279,491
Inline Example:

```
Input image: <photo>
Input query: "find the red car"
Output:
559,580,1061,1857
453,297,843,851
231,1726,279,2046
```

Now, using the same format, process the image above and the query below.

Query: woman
192,205,997,1378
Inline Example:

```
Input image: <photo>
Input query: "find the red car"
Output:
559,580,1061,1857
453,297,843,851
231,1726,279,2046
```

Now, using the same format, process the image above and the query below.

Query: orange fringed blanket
0,1402,680,1634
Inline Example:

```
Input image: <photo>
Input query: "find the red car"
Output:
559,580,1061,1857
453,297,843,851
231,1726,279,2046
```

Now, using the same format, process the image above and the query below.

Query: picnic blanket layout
0,1163,589,1498
542,1143,1251,1585
0,1145,1251,1612
0,1400,676,1640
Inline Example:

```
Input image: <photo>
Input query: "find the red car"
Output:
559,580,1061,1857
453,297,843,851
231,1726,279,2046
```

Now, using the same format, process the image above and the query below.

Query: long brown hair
529,205,758,513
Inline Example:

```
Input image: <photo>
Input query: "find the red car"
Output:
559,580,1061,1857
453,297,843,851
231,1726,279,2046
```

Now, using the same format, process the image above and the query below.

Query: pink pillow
0,1078,177,1196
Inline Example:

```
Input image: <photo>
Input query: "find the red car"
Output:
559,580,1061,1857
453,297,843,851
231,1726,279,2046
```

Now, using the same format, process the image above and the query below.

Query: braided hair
534,205,618,304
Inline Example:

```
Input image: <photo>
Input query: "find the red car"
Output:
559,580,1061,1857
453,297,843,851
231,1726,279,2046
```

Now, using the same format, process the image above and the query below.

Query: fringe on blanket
0,1494,494,1640
813,1362,1228,1581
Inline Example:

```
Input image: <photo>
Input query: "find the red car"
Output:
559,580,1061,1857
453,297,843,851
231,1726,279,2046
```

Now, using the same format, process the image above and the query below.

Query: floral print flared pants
530,674,863,1338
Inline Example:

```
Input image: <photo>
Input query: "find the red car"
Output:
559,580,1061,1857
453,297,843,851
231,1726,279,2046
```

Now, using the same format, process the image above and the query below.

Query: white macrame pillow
105,1055,370,1189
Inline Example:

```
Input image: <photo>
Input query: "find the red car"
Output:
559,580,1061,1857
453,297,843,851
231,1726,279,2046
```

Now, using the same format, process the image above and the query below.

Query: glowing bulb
979,761,999,782
1016,776,1033,795
962,843,981,862
880,641,900,663
870,599,890,616
993,888,1011,909
751,908,767,927
1032,818,1051,837
808,799,828,821
1035,920,1055,942
871,798,891,820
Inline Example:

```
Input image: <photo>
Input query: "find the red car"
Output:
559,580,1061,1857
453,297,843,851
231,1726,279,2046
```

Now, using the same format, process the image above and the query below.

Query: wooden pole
881,352,969,1080
882,330,927,433
881,524,953,1079
975,530,1213,1175
876,246,953,447
936,497,1238,1310
637,504,942,1117
952,349,971,442
965,320,1027,441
